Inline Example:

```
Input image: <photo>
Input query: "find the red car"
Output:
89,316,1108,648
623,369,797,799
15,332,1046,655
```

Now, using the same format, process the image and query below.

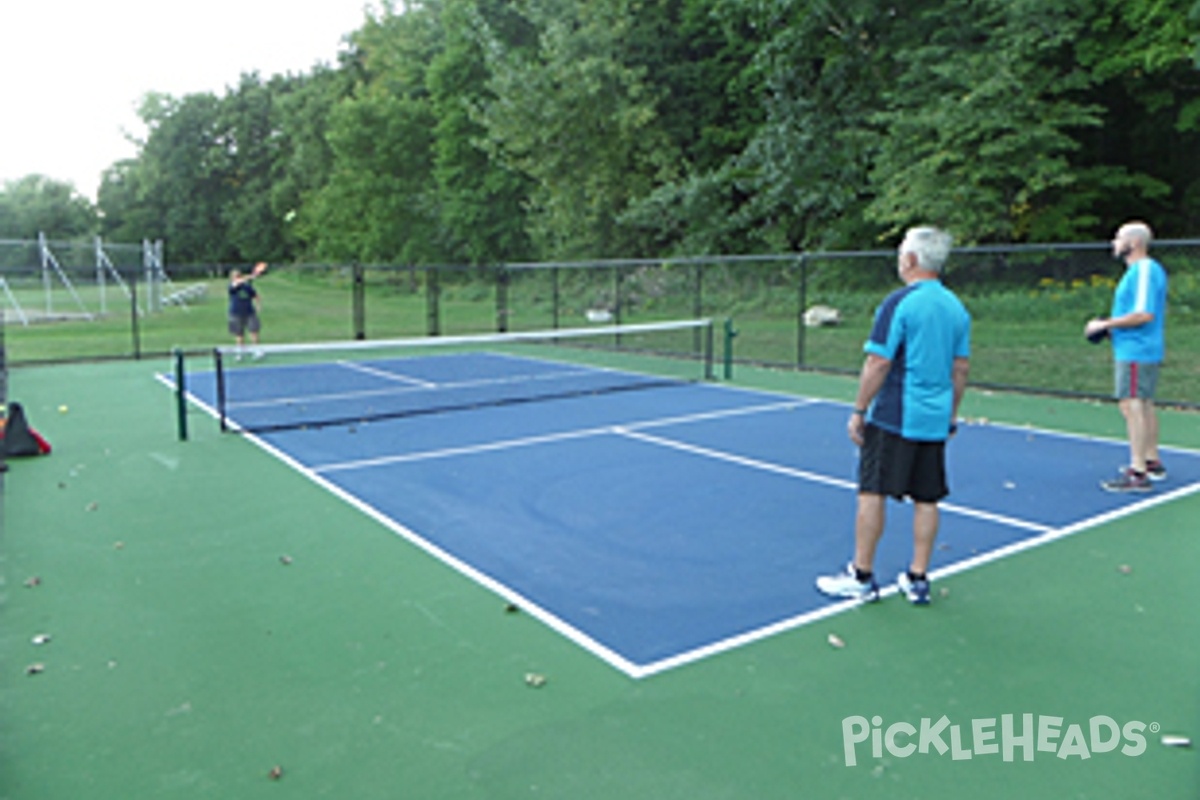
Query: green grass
5,270,1198,403
728,314,1198,404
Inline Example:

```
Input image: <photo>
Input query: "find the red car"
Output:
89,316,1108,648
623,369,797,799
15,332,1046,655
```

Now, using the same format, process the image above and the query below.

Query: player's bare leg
853,492,886,574
910,502,939,577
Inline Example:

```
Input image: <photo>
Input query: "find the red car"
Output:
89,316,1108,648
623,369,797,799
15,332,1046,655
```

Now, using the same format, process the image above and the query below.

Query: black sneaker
1101,468,1152,493
1145,460,1167,481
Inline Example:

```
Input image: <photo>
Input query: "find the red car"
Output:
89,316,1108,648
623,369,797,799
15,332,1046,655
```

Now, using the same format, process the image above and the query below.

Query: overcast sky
0,1,373,201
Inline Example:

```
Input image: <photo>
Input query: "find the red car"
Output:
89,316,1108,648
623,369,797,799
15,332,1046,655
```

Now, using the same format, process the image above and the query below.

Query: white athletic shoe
815,563,879,602
897,571,931,605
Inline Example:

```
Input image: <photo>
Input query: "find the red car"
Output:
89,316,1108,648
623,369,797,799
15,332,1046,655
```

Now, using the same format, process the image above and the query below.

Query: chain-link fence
5,239,1198,405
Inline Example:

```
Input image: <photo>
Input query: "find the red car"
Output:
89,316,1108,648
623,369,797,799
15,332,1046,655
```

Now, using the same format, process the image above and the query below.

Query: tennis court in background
170,322,1200,679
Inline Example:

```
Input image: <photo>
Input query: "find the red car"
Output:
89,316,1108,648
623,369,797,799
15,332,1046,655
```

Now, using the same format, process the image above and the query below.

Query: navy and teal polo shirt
864,279,971,442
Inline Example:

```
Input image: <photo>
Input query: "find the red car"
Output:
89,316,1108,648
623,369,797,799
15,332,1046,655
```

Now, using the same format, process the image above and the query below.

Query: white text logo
841,714,1151,766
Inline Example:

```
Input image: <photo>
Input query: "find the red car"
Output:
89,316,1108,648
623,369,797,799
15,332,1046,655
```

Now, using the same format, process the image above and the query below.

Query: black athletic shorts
858,423,948,503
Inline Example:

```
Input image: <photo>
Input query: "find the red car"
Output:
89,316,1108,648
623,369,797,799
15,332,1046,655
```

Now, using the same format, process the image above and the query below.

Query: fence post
130,270,142,360
352,262,365,340
723,317,738,380
613,265,623,347
425,266,440,336
796,254,808,368
552,267,560,330
495,265,509,333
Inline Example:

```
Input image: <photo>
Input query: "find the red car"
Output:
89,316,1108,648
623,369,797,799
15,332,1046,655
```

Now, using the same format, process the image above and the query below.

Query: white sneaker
897,571,931,605
815,563,879,601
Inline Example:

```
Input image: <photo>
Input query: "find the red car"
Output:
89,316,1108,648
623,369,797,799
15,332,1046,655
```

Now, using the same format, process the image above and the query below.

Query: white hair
900,227,953,274
1119,221,1153,247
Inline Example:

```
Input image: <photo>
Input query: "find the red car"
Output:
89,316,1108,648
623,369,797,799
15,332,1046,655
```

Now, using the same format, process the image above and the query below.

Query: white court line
313,398,814,473
162,371,1200,679
959,415,1200,457
229,365,609,411
337,359,437,387
250,423,647,677
631,476,1200,678
157,371,647,676
615,428,1054,534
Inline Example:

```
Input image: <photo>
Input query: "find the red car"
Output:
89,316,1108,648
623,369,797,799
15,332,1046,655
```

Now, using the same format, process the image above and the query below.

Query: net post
213,348,228,432
174,347,188,441
723,317,738,380
0,307,7,475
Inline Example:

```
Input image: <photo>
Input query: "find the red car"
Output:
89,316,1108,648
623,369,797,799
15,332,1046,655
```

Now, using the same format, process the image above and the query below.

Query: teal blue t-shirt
864,280,971,442
1110,258,1167,363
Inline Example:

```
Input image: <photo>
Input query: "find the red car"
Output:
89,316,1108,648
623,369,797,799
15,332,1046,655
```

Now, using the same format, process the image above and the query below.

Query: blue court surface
176,351,1200,678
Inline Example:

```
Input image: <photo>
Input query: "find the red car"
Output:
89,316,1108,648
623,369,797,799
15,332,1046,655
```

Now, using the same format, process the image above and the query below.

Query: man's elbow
865,353,891,372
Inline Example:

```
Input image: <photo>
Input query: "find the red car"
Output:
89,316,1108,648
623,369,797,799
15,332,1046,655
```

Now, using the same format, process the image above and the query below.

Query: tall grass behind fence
3,240,1198,405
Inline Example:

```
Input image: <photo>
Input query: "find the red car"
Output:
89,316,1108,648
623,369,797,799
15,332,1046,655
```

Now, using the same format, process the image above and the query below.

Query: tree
862,0,1112,243
616,0,771,255
1072,0,1200,234
114,91,238,263
0,175,97,239
304,3,444,263
726,0,886,251
215,73,291,261
272,65,357,259
473,0,679,259
97,159,156,243
426,0,534,265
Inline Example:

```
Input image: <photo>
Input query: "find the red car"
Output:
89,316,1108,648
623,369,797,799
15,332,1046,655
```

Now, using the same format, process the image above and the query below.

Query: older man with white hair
816,226,971,605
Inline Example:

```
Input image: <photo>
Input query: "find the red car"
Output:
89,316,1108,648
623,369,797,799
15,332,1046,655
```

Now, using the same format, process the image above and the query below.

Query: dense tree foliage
4,0,1199,262
0,176,97,240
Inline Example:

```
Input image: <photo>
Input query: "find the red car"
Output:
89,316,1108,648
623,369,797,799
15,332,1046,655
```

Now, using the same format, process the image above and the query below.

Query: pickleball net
209,318,715,433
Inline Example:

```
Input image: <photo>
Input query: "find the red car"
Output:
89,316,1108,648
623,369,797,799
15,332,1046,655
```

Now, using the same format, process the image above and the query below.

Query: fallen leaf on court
26,663,45,675
504,603,520,614
1118,564,1132,574
524,672,547,687
827,633,846,649
24,576,41,588
939,588,950,599
31,634,51,646
1002,481,1016,490
279,555,293,565
85,501,98,512
268,765,284,780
